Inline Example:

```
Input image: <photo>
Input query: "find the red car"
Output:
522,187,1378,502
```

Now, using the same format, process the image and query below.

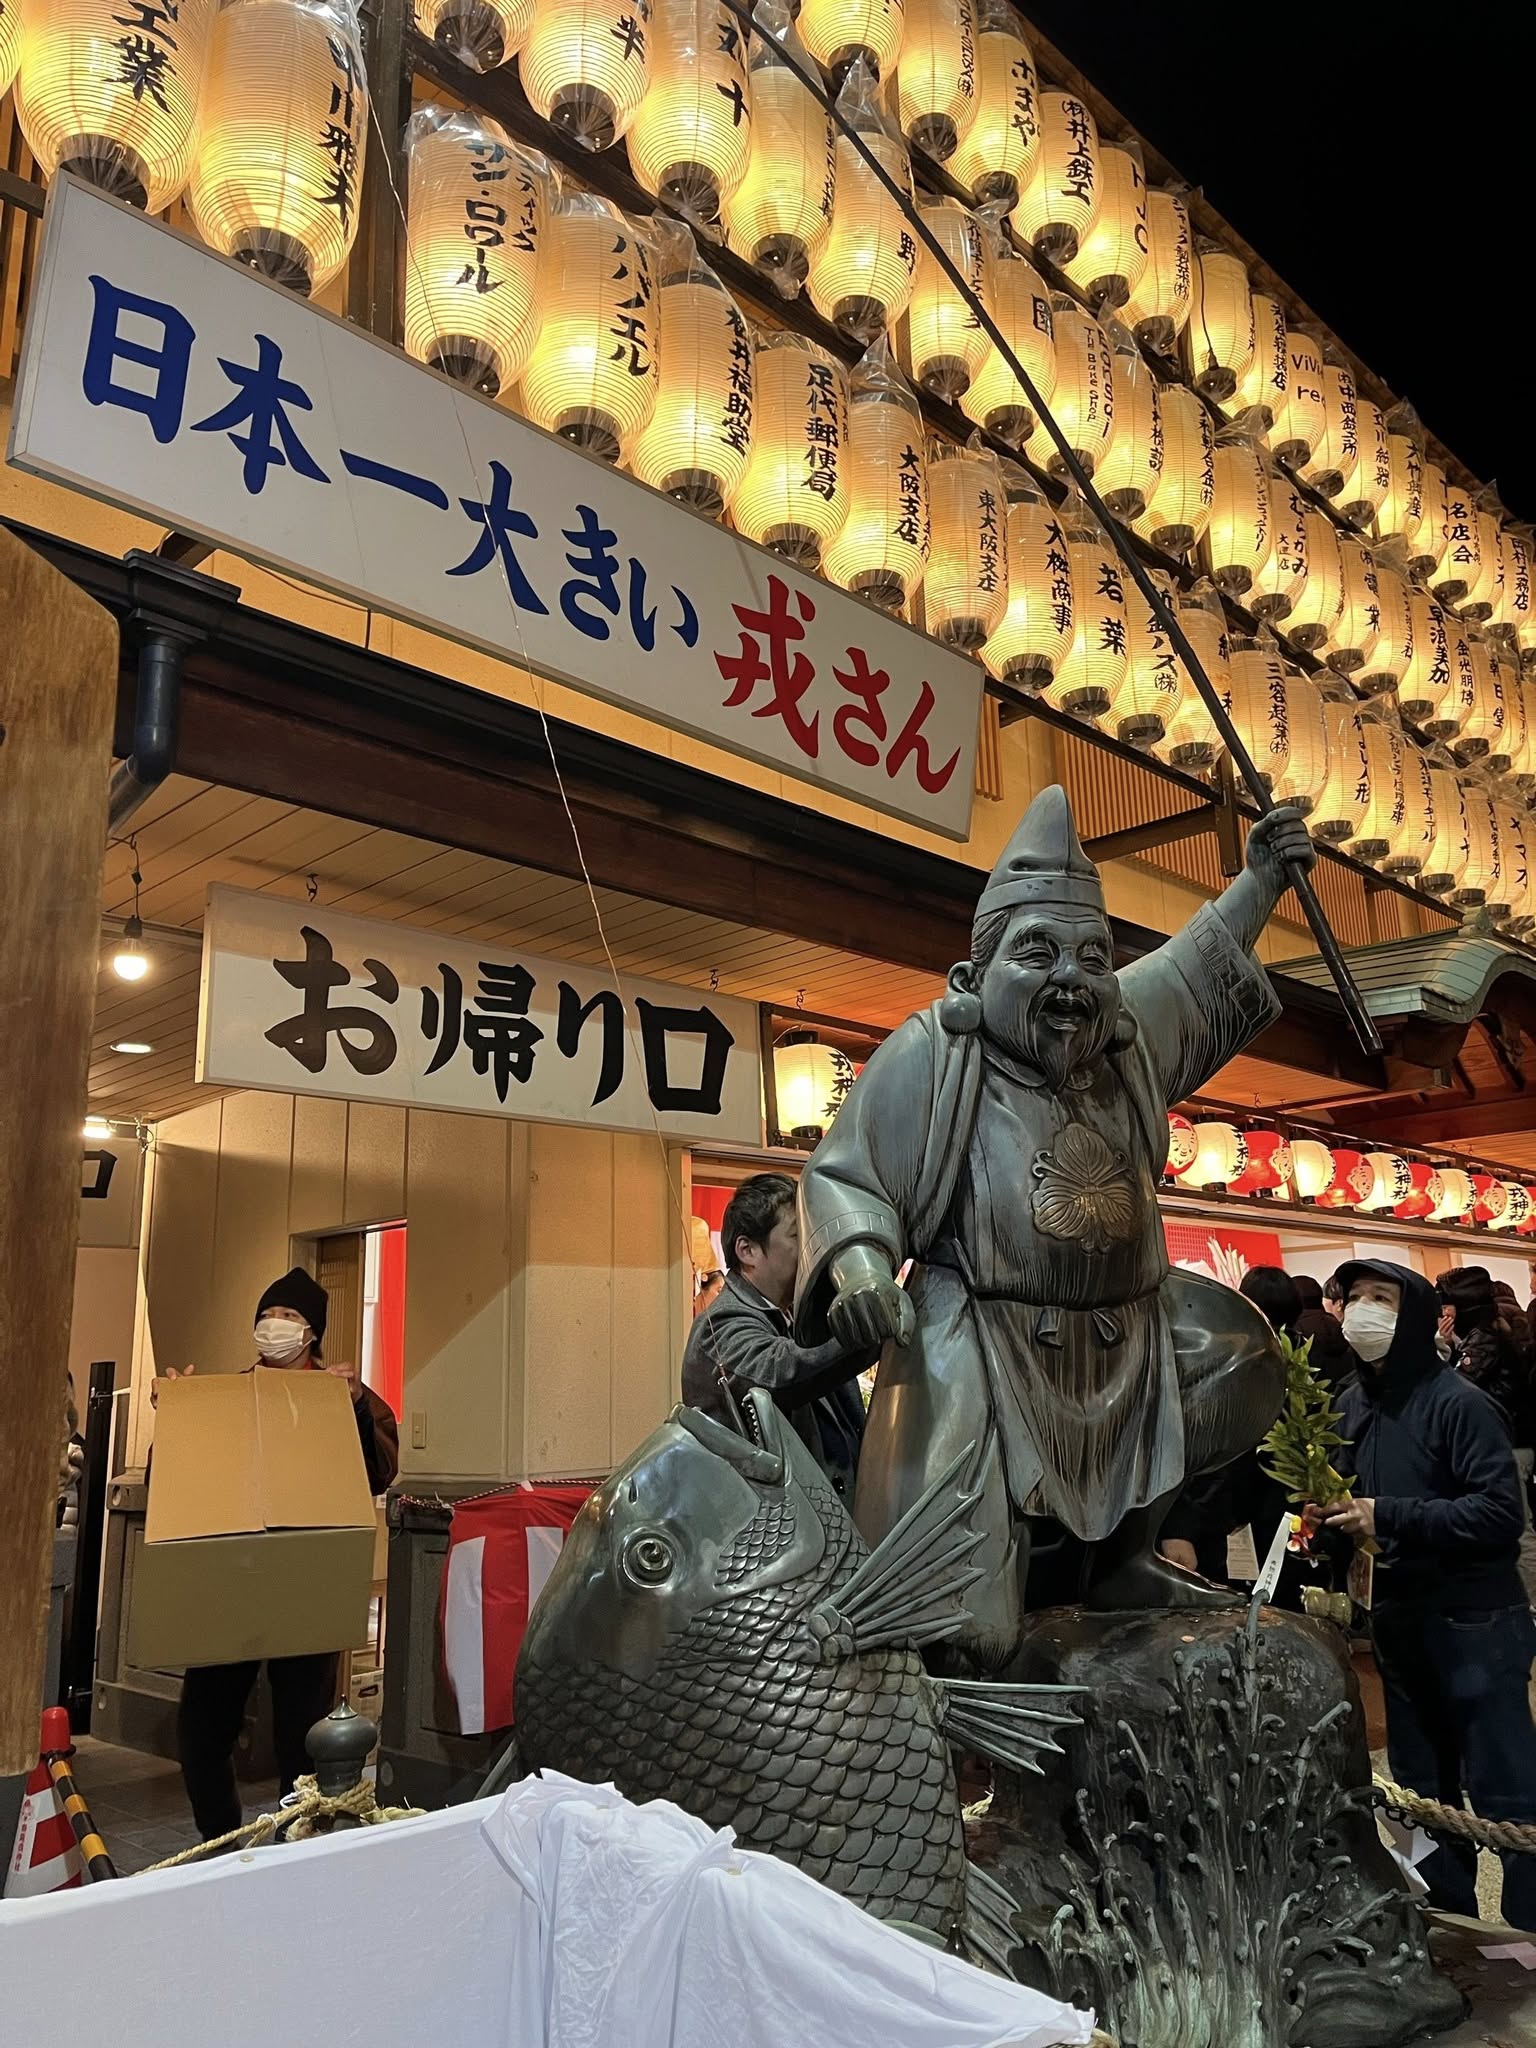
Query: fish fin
934,1675,1083,1775
961,1860,1021,1978
808,1441,985,1659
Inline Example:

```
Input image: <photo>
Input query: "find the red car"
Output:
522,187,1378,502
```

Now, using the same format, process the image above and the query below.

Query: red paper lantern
1314,1146,1373,1209
1165,1112,1197,1177
1393,1161,1444,1220
1472,1172,1508,1225
1227,1130,1293,1195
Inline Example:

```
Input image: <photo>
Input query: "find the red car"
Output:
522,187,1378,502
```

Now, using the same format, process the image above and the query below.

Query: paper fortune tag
1347,1545,1375,1612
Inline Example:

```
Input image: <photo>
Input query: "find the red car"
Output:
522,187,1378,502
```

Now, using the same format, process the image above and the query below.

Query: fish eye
623,1531,675,1587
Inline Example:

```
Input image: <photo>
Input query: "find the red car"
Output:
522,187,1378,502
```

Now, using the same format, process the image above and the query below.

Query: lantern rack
758,999,888,1151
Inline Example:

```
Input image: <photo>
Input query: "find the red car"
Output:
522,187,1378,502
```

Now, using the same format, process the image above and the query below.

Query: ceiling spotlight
111,1041,154,1055
111,915,149,982
83,1116,113,1142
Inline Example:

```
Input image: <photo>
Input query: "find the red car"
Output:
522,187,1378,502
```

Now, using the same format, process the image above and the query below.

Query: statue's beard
1012,985,1115,1087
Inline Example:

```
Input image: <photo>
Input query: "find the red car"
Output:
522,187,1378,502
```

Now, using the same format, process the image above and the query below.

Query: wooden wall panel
343,1101,407,1226
207,1090,295,1370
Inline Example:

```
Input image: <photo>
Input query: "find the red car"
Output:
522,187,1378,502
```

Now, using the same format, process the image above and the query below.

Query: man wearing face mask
164,1268,399,1839
1319,1259,1536,1930
795,784,1306,1667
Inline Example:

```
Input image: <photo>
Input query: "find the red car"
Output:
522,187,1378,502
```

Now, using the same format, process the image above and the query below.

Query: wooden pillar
0,528,117,1779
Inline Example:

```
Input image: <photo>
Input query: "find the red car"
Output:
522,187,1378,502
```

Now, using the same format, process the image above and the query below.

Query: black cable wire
722,0,1383,1055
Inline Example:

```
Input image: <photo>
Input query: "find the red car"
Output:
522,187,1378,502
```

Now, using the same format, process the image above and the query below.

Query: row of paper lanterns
1165,1116,1536,1232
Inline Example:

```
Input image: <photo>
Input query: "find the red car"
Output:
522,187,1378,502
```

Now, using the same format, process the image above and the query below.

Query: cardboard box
130,1371,377,1669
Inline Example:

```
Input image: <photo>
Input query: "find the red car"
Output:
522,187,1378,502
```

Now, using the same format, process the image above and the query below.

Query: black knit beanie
255,1267,329,1344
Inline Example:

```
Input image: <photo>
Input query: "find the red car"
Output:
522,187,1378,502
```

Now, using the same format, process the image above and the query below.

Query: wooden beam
1351,1093,1536,1144
1083,803,1219,866
0,528,118,1776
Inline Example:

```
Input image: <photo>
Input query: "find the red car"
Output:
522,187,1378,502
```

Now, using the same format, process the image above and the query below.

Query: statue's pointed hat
976,783,1105,918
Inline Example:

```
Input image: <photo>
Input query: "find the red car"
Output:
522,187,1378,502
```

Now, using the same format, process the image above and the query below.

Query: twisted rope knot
1375,1774,1536,1856
133,1775,425,1874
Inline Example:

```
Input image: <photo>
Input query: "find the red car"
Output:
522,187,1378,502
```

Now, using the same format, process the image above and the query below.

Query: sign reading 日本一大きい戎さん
9,176,982,840
196,886,763,1144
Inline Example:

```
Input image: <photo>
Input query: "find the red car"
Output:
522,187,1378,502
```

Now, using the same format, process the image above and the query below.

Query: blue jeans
1371,1601,1536,1930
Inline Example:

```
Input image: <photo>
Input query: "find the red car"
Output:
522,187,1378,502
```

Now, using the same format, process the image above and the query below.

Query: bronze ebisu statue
794,784,1308,1666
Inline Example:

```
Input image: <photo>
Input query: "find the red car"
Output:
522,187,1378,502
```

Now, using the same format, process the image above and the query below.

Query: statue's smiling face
977,908,1120,1082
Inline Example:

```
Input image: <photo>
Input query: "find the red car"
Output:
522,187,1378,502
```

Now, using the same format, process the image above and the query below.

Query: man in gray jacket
682,1174,869,1497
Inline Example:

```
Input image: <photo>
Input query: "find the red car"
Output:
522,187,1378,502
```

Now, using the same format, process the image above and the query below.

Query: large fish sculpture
514,1388,1079,1965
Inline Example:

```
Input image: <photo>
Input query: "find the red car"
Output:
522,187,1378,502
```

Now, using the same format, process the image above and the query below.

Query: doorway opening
310,1221,407,1421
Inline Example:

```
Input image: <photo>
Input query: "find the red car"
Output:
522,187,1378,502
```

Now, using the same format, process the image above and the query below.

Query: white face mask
255,1316,309,1364
1342,1298,1397,1363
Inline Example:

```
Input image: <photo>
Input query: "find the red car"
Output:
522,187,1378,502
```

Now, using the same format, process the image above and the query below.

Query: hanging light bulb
797,0,902,78
1204,411,1273,599
189,0,366,296
1429,1167,1474,1222
415,0,532,69
1041,505,1128,723
15,0,211,211
1339,396,1391,530
1125,186,1192,356
722,0,833,288
1301,350,1360,501
1134,383,1213,557
1359,1153,1412,1213
1063,138,1147,310
1031,296,1115,480
1290,1138,1335,1202
521,190,658,464
1153,584,1223,771
896,0,978,161
982,465,1071,691
1232,292,1287,430
904,197,990,402
1280,508,1342,657
627,0,751,218
1094,317,1161,523
1182,1121,1246,1190
1377,404,1426,548
1186,240,1254,402
1357,543,1414,697
1249,464,1309,626
111,922,150,982
631,221,754,518
1106,569,1182,751
1323,537,1381,678
522,0,651,149
961,220,1054,448
1454,628,1506,764
949,0,1038,208
808,60,917,345
1222,640,1330,813
403,110,545,400
1165,1112,1198,1178
1419,758,1468,896
733,330,849,570
1014,90,1100,266
824,337,928,614
1270,325,1326,468
924,438,1008,651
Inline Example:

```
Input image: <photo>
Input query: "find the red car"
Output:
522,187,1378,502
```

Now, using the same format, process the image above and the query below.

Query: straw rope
132,1774,424,1874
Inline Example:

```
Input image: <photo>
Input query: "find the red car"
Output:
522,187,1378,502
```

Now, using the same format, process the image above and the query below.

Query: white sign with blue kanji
196,885,762,1144
10,175,983,839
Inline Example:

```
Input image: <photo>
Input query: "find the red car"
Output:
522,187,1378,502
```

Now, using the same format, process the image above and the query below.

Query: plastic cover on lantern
1205,410,1274,599
962,206,1055,449
732,329,849,570
630,218,756,519
1340,395,1392,529
403,108,548,400
1094,316,1162,524
896,0,979,163
521,189,658,464
1358,541,1416,698
1420,758,1470,896
1227,1130,1293,1195
415,0,532,70
16,0,211,212
1165,1112,1198,1177
1031,296,1116,481
1222,635,1330,815
1387,730,1437,879
1392,559,1449,728
1182,1121,1246,1189
1271,326,1326,468
1311,683,1372,847
1063,137,1148,311
823,335,929,614
1433,480,1482,608
1125,184,1193,356
1324,538,1382,679
626,0,753,219
1249,462,1310,626
1014,90,1100,266
721,0,834,293
808,62,918,346
982,462,1071,691
1041,490,1129,725
949,0,1040,210
1114,569,1184,756
1133,382,1213,557
1415,463,1454,588
1232,291,1288,430
1454,629,1506,763
189,0,367,295
904,197,992,403
1156,582,1226,771
1290,1138,1335,1201
796,0,904,79
521,0,652,150
1378,403,1427,548
924,436,1009,653
1302,348,1361,502
1393,1161,1444,1220
1464,486,1506,622
1429,1167,1474,1221
1280,495,1343,654
1186,240,1254,402
1454,772,1497,908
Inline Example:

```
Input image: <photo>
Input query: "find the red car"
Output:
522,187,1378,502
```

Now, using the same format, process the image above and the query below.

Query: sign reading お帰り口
9,176,982,840
196,886,763,1144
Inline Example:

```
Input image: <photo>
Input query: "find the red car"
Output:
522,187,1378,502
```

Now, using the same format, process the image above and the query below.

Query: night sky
1018,6,1536,516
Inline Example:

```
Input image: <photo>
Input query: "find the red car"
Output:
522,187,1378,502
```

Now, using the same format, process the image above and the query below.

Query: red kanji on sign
715,573,820,759
887,679,962,793
831,647,888,767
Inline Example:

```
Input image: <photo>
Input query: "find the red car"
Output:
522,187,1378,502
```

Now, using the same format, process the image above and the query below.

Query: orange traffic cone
6,1716,84,1898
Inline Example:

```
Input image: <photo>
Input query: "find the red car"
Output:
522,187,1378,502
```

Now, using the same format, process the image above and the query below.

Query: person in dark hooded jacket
1318,1258,1536,1930
1436,1264,1532,1443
